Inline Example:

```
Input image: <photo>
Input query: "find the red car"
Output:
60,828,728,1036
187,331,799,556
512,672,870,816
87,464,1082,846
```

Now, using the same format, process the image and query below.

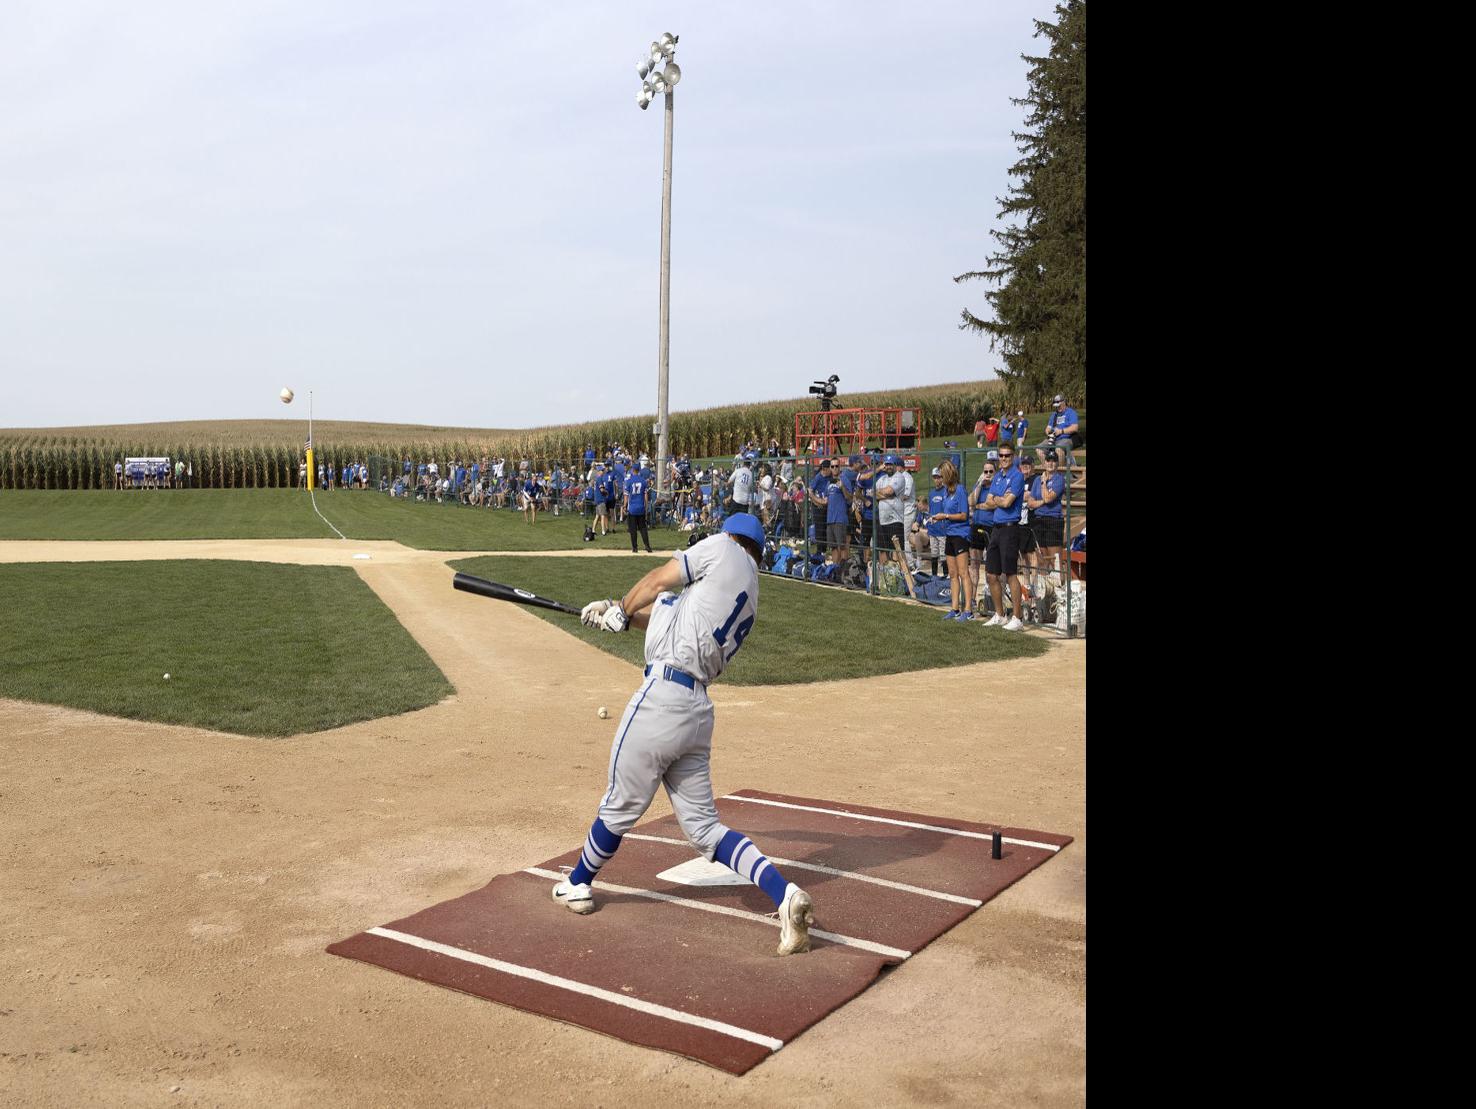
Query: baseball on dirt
279,387,294,404
598,706,609,719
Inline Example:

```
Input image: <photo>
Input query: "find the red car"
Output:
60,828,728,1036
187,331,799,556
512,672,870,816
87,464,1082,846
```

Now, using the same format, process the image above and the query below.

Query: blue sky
0,0,1056,429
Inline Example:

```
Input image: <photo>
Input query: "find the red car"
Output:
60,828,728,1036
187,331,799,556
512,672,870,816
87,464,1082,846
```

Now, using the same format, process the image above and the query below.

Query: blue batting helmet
884,453,901,465
721,512,766,549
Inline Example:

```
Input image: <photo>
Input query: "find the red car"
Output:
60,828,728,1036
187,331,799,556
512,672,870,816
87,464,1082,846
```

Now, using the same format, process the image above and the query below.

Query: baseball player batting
554,512,815,956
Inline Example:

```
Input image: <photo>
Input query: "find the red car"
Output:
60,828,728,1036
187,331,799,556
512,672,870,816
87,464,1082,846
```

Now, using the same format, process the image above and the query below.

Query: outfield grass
0,561,452,736
448,553,1048,685
0,490,625,550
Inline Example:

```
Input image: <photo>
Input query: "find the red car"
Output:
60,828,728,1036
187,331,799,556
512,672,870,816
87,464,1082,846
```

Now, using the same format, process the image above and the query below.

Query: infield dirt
0,539,1085,1108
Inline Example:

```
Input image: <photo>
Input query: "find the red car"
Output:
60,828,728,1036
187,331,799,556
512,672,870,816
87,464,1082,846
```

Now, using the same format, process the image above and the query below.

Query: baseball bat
452,572,581,615
890,536,919,599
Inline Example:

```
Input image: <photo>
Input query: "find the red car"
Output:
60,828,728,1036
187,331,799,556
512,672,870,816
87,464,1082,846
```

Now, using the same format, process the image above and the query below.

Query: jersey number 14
713,592,754,662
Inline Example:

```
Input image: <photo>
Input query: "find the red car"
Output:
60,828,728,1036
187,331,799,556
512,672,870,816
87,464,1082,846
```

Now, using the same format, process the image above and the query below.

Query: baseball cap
884,454,900,465
1019,456,1034,465
987,450,999,461
931,467,941,476
1052,394,1065,404
818,458,832,467
848,455,860,465
721,513,766,549
1017,410,1024,416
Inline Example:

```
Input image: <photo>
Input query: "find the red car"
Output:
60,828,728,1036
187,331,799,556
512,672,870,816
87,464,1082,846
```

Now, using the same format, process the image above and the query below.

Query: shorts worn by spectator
1040,395,1081,468
935,460,974,619
981,444,1026,631
874,455,913,566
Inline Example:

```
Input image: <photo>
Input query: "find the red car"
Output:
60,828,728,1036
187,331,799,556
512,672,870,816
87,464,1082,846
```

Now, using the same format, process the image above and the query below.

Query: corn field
0,384,1004,490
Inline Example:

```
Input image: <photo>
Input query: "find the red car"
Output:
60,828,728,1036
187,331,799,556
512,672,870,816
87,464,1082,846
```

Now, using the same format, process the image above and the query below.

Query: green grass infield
448,552,1049,686
0,489,613,550
0,560,453,736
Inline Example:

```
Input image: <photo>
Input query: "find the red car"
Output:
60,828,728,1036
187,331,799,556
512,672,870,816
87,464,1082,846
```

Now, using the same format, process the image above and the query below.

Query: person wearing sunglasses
968,462,996,616
979,446,1026,630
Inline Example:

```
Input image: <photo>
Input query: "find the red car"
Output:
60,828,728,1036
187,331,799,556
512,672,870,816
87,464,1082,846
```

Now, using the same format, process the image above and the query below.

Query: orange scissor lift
793,406,924,468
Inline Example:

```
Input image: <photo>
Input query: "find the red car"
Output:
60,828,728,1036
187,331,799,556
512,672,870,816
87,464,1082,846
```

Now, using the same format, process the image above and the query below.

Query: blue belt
644,663,702,690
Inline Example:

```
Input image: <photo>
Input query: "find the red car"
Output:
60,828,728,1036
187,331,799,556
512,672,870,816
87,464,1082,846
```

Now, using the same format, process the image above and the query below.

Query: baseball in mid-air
163,673,171,680
598,706,609,719
279,387,294,404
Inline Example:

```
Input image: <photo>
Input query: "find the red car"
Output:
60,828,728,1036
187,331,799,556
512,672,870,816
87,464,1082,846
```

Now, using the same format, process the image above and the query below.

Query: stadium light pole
636,33,681,502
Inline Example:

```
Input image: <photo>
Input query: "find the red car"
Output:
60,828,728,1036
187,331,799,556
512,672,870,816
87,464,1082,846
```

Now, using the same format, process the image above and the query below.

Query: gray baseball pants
597,674,730,859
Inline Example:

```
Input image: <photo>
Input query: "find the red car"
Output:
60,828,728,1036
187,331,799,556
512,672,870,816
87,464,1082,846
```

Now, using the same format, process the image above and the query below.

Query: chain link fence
354,447,1086,635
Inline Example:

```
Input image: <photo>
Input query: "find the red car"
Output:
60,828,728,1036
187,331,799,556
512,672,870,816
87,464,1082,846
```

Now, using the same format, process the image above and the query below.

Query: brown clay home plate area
328,789,1072,1075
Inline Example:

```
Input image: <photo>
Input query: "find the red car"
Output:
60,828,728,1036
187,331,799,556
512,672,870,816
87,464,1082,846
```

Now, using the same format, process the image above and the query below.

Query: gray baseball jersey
597,534,759,856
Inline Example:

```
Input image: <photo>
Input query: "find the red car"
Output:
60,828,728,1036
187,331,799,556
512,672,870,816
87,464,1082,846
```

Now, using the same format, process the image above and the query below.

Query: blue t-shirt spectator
927,488,947,537
840,462,858,496
584,448,595,465
625,472,647,514
1032,473,1067,518
598,473,615,502
1048,406,1080,440
1015,416,1029,443
810,469,830,512
942,486,971,537
858,473,874,521
999,419,1015,443
825,480,848,525
989,468,1025,525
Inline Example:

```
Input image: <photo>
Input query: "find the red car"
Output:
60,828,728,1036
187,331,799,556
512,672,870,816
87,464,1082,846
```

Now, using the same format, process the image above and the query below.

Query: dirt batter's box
329,789,1072,1074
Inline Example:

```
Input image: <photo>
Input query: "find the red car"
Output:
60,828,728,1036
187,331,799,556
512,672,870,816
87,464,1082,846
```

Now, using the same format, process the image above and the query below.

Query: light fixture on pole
632,32,681,502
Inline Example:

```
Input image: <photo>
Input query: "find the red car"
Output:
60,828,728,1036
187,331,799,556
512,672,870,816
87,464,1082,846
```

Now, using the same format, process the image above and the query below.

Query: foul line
309,488,347,540
365,927,781,1052
522,867,910,960
624,834,983,908
721,795,1063,853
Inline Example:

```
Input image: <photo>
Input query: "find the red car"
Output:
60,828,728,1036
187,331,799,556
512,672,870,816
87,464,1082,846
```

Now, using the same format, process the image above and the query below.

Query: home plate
656,856,747,887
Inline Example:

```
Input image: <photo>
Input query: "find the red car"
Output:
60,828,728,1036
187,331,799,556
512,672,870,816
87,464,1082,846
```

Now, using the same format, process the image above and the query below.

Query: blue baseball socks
569,822,793,909
714,829,791,908
568,818,622,887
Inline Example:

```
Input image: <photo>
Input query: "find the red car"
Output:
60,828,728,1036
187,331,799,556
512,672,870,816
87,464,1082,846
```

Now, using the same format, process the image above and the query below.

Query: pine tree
955,1,1085,409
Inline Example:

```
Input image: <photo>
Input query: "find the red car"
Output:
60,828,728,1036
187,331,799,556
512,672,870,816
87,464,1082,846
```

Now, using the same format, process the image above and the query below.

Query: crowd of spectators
282,397,1081,622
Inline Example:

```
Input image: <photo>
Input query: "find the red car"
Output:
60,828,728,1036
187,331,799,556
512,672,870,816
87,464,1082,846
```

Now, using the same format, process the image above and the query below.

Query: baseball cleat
552,878,595,915
776,884,814,956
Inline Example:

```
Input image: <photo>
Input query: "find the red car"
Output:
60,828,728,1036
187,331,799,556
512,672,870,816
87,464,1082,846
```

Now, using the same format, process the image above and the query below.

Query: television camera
808,374,841,411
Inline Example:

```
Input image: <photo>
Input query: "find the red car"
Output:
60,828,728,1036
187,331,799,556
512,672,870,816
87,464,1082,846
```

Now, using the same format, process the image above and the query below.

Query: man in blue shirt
552,464,564,515
593,465,613,535
1042,394,1081,468
1014,411,1029,449
824,466,852,565
808,458,834,558
624,467,653,553
611,457,627,523
979,443,1027,631
522,475,542,524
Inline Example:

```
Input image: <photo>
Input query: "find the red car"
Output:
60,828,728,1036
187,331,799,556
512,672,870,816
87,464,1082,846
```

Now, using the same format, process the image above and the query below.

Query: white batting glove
599,604,630,633
580,599,613,628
